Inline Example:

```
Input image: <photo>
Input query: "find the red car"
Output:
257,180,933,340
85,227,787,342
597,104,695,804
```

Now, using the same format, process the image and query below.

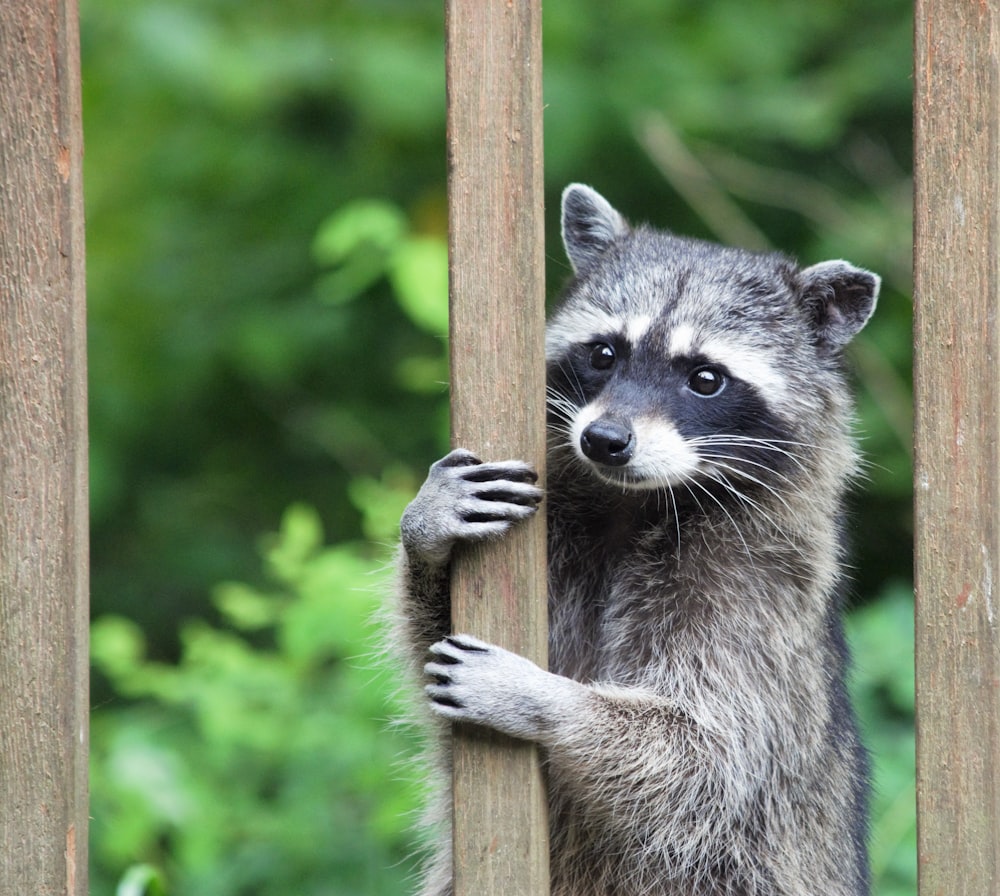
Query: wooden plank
913,1,1000,893
0,1,89,894
445,1,549,893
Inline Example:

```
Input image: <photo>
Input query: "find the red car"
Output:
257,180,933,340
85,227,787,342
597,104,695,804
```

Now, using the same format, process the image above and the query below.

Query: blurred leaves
313,200,449,335
848,585,916,895
83,0,914,893
91,508,427,896
116,865,169,896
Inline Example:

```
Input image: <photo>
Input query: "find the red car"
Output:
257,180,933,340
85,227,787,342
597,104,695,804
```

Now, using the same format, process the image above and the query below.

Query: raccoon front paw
425,634,579,742
400,449,542,567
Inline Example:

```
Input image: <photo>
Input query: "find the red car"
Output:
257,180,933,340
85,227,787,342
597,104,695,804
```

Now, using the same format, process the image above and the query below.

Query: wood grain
914,1,1000,893
445,1,549,893
0,2,89,894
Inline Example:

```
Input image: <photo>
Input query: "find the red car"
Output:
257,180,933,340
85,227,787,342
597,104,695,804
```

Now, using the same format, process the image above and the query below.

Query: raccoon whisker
698,455,804,524
545,381,575,402
544,395,578,442
702,470,774,517
546,412,577,438
697,435,832,453
687,436,811,472
651,484,678,552
702,472,822,561
665,483,682,558
695,452,802,496
690,441,807,479
554,359,589,407
698,449,807,491
545,389,580,424
690,434,845,467
701,471,801,551
698,437,808,465
694,462,801,513
681,477,759,573
550,423,578,451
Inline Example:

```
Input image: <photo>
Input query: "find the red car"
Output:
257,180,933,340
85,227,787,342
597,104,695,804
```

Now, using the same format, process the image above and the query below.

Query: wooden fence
1,0,997,893
913,0,1000,891
445,2,550,894
0,1,90,894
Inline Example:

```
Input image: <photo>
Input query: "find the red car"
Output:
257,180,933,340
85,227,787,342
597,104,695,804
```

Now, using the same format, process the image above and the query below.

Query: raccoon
396,184,879,896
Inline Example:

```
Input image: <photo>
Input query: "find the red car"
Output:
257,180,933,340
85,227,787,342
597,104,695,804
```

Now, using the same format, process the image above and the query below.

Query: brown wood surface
0,2,89,894
445,1,549,893
914,1,1000,892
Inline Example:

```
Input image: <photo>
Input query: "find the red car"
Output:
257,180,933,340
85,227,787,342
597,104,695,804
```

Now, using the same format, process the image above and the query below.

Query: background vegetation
83,0,915,893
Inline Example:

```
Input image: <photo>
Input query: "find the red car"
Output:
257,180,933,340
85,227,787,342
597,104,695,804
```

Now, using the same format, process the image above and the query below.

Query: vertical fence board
445,1,549,894
0,1,89,894
913,1,1000,892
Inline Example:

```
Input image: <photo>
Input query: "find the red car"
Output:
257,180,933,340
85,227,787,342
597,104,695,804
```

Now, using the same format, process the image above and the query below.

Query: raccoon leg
396,449,542,661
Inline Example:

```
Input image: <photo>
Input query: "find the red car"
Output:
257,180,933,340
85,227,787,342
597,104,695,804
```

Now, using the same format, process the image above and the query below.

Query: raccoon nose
581,419,635,467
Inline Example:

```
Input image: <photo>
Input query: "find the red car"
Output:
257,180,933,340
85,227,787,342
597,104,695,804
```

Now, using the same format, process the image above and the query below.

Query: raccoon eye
688,366,726,396
588,342,616,371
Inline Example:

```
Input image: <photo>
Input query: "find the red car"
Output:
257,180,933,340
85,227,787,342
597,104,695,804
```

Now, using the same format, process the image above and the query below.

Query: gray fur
395,184,879,896
561,183,629,273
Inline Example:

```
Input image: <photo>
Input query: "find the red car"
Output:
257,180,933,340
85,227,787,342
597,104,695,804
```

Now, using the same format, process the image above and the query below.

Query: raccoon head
546,184,879,492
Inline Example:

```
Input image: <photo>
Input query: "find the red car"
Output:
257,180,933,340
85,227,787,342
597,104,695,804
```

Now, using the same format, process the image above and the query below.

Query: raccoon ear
797,260,880,350
561,184,629,274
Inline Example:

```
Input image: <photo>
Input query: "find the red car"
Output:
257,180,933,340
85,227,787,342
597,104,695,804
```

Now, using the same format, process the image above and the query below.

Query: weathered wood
913,1,1000,893
445,1,549,893
0,1,89,894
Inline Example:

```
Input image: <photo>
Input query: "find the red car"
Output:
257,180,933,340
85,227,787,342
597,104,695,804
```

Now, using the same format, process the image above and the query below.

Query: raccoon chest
547,544,679,684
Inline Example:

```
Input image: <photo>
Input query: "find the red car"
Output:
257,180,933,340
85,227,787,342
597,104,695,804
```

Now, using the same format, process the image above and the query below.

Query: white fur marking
669,324,696,357
570,402,700,488
699,336,789,405
546,307,623,360
569,402,604,464
630,416,701,485
625,314,654,346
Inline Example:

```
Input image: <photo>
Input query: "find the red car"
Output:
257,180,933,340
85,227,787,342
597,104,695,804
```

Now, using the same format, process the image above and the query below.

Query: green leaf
389,236,449,335
91,615,147,679
280,546,378,665
347,467,418,544
116,864,168,896
312,200,407,266
266,503,325,585
312,200,409,304
214,582,281,631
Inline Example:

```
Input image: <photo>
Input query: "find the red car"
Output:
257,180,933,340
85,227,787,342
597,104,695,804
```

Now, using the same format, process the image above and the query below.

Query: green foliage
313,199,450,338
115,864,167,896
91,506,426,896
848,586,917,895
83,0,914,892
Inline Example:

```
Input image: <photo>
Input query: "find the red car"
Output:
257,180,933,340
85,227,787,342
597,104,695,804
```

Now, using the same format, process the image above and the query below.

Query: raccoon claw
401,449,543,566
424,634,535,735
424,634,582,742
435,448,484,469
